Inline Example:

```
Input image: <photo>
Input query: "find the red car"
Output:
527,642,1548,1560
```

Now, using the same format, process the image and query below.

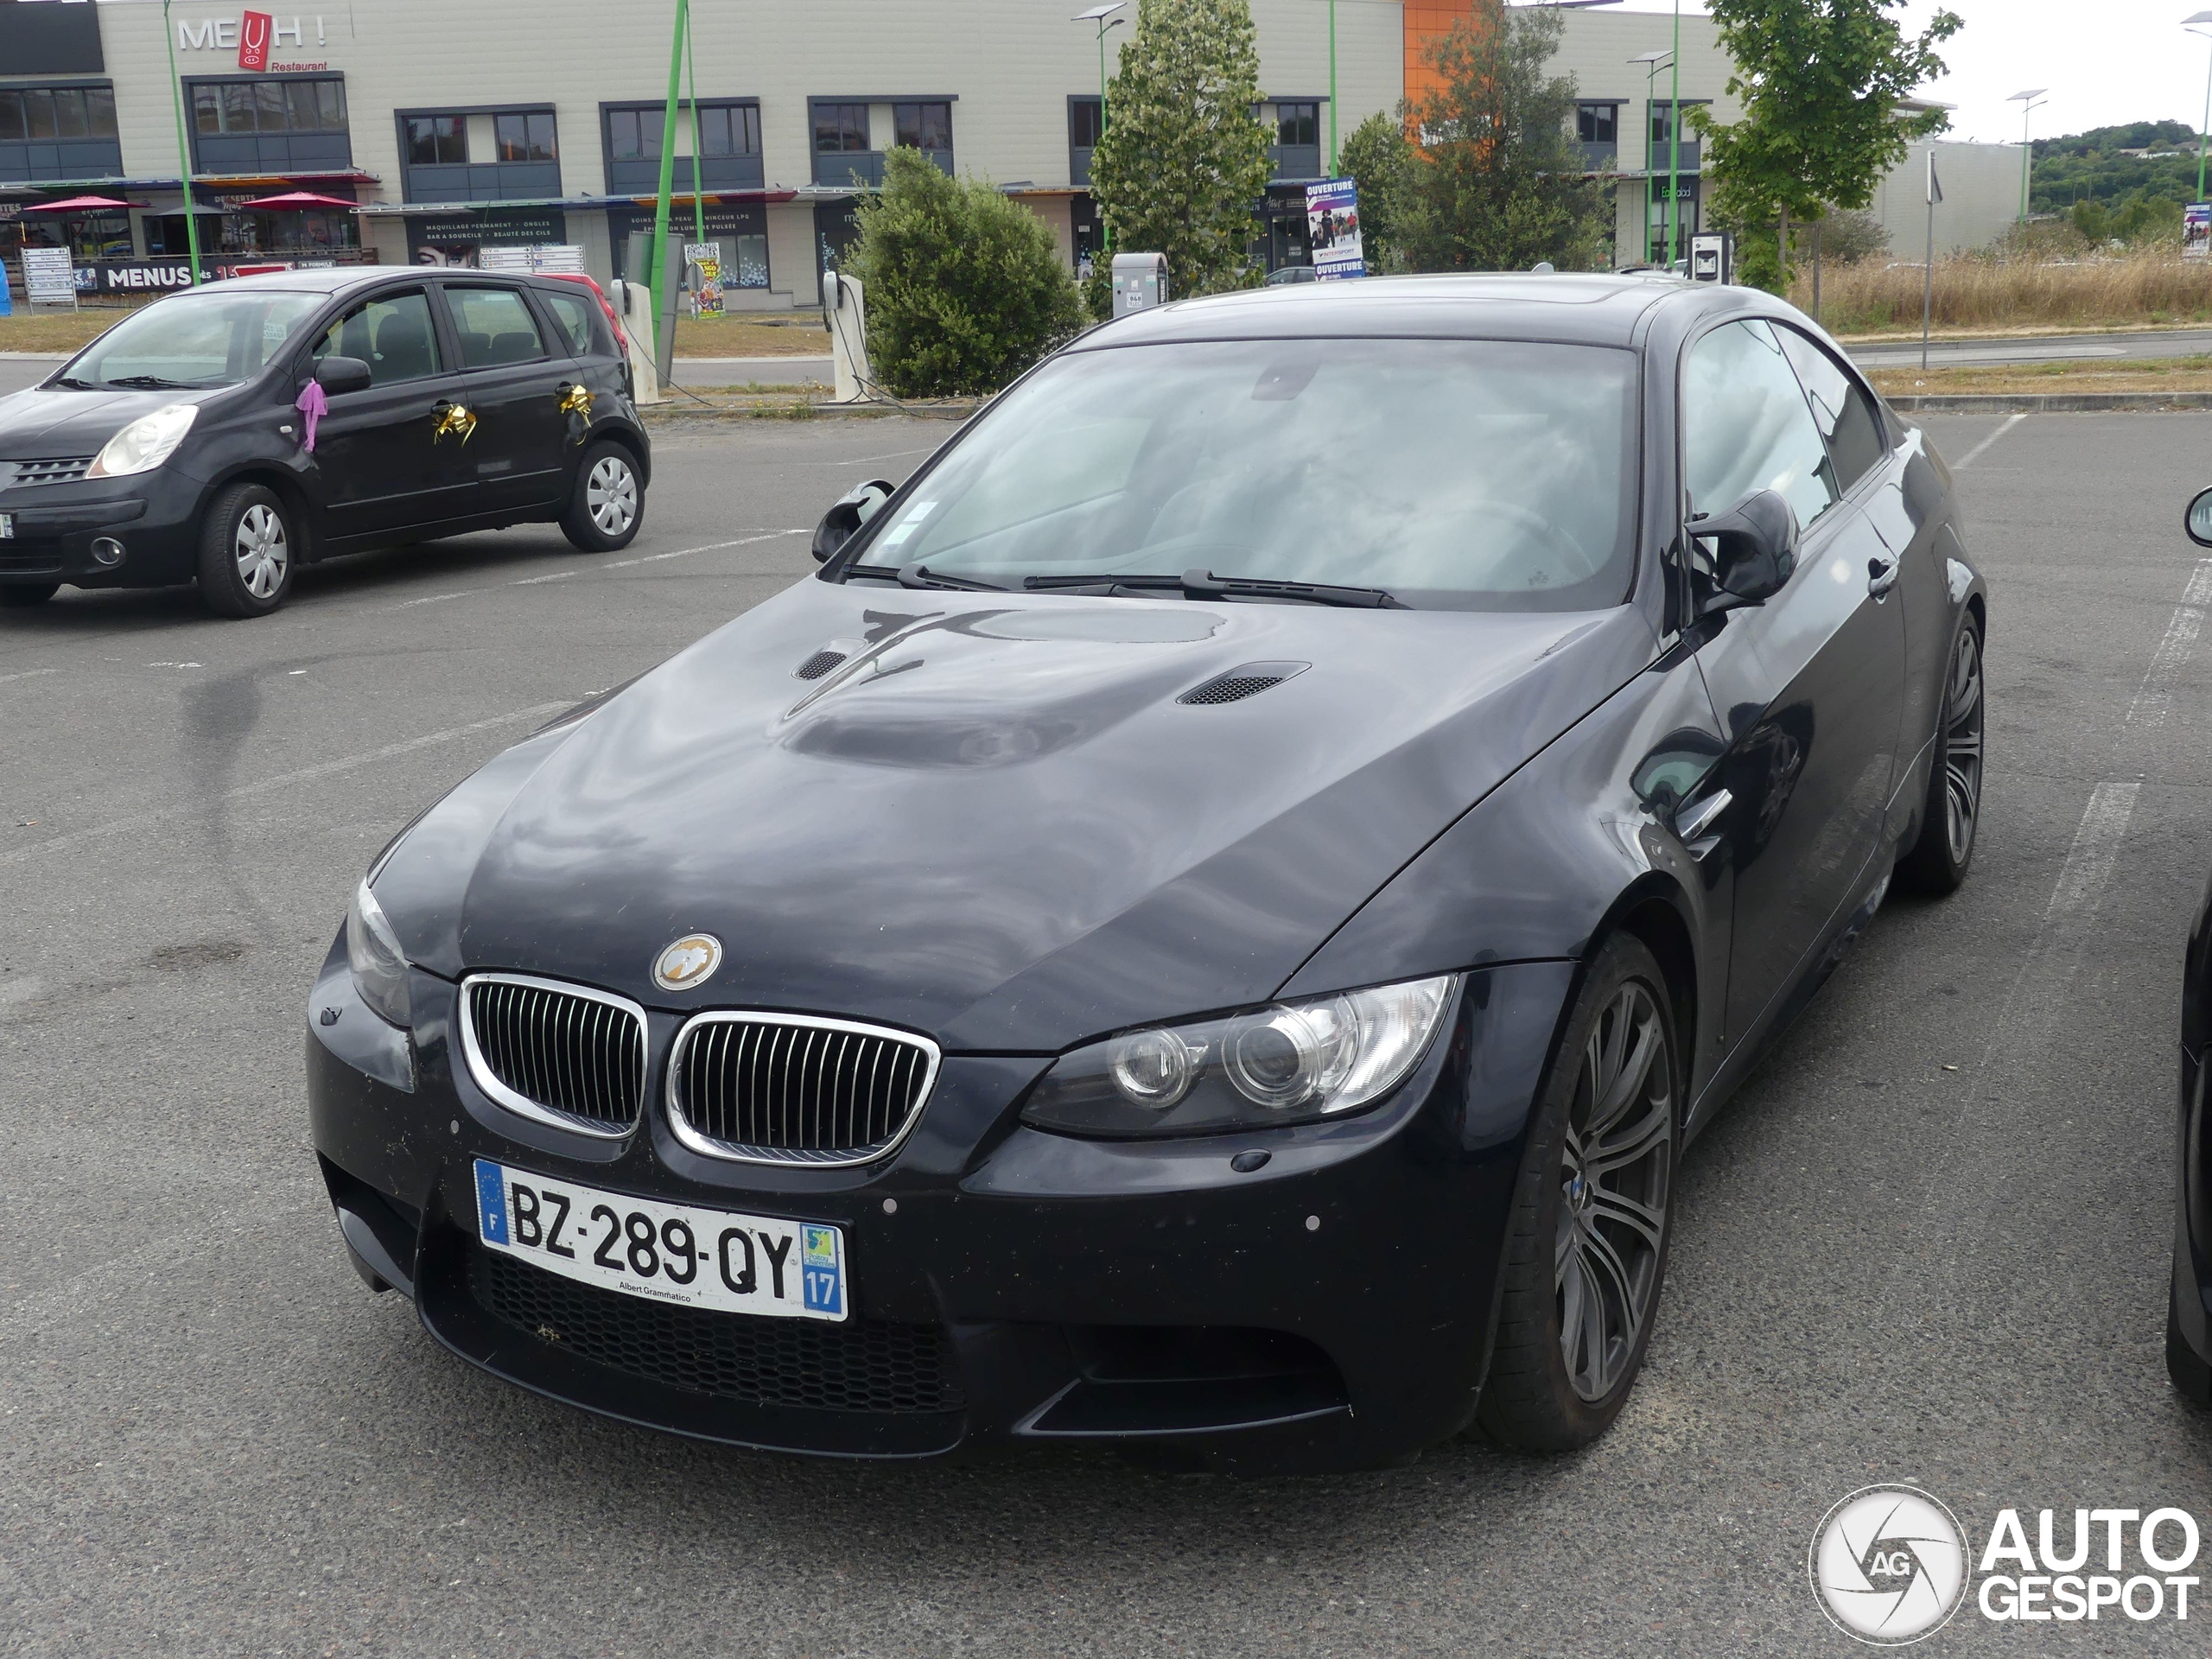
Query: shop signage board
21,245,76,307
1304,179,1364,280
686,241,724,318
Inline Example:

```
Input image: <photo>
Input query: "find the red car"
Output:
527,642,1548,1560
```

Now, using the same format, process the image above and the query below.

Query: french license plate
0,514,12,539
473,1158,847,1321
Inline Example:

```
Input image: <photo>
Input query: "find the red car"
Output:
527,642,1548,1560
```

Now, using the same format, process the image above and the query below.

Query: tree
1391,2,1613,275
849,148,1085,397
1693,0,1961,292
1086,0,1273,302
1338,111,1416,274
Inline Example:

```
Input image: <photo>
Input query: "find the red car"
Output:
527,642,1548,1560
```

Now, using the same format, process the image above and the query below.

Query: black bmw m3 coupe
308,273,1986,1471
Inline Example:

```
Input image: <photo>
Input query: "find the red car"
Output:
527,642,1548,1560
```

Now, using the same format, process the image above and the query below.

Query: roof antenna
1530,261,1556,273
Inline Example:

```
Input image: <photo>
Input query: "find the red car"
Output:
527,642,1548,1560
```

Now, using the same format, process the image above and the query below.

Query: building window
192,75,346,134
696,103,760,157
494,111,556,163
893,101,951,152
1070,97,1103,149
0,85,118,143
1275,101,1318,149
813,103,870,155
405,114,466,166
1577,103,1617,144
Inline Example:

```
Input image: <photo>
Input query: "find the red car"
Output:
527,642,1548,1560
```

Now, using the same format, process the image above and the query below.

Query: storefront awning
0,170,378,199
354,191,800,217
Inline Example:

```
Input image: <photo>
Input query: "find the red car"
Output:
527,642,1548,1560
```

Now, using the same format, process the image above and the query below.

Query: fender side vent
1177,661,1310,706
794,649,849,681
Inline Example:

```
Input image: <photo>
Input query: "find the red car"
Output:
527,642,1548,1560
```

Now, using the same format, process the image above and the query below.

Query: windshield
60,288,325,391
845,338,1640,611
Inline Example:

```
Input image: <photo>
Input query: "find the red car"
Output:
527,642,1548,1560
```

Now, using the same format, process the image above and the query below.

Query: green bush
849,148,1087,397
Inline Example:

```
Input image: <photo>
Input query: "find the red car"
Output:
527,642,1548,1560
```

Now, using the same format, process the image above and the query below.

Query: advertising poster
2187,202,2211,260
685,242,724,319
1304,178,1365,280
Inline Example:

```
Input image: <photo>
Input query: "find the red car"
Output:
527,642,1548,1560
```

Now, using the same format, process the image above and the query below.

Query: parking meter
1111,252,1169,319
1689,232,1733,284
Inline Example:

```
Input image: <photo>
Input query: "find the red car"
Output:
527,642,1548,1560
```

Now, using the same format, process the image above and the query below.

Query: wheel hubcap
1943,629,1986,865
587,456,636,535
1556,982,1673,1403
233,503,289,600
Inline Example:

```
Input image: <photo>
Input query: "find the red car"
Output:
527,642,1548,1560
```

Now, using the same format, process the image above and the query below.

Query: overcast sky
1598,1,2207,148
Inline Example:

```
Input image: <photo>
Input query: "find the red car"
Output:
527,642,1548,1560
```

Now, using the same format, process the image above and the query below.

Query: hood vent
794,648,849,681
1178,661,1310,707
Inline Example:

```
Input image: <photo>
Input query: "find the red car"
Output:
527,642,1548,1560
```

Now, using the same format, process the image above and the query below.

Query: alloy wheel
1556,982,1673,1402
587,456,638,536
233,503,289,600
1942,629,1986,866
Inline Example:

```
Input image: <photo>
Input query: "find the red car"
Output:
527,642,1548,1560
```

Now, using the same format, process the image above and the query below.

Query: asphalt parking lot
3,407,2211,1656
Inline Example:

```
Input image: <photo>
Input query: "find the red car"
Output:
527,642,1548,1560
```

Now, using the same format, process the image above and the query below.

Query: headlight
346,879,412,1029
87,403,198,478
1021,974,1457,1138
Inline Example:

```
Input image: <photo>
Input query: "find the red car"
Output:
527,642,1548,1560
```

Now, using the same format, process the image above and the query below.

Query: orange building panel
1403,1,1488,112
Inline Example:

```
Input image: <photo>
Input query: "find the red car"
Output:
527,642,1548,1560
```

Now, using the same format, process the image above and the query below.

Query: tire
1477,933,1681,1452
196,482,296,618
1896,619,1985,895
2171,1274,2212,1406
0,582,59,608
560,442,645,552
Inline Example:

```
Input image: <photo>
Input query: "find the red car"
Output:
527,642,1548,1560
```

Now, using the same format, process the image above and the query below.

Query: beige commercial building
0,0,2018,305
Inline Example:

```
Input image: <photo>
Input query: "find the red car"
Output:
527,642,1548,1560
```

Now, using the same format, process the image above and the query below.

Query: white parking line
2044,780,2140,920
510,569,576,586
0,667,60,689
2126,558,2212,729
1951,412,2026,472
0,701,567,868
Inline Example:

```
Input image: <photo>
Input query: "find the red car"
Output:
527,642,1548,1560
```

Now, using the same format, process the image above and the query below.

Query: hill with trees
2031,119,2207,226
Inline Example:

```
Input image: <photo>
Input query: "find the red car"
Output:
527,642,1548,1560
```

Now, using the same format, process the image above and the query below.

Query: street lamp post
1329,0,1338,176
1074,4,1126,252
160,0,203,287
2008,87,2048,226
1669,0,1682,268
2188,14,2212,202
1631,49,1672,266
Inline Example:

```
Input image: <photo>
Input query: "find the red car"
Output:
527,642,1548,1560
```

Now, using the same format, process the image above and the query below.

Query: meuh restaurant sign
175,13,334,72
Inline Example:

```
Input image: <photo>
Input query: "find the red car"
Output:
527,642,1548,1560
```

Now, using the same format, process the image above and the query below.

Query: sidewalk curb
1888,391,2212,413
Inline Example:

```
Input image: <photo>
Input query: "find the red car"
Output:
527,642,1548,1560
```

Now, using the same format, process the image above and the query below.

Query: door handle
1674,788,1733,860
1868,553,1899,598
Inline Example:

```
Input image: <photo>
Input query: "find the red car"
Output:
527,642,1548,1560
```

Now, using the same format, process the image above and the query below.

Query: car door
301,286,468,540
432,280,573,512
1681,317,1907,1049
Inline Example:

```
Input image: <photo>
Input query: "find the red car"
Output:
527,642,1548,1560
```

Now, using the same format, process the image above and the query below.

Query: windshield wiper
1023,568,1403,609
843,563,1007,592
100,375,198,391
49,376,100,391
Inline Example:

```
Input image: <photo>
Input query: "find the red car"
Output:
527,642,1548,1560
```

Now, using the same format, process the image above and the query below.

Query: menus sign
21,246,76,307
1304,179,1364,280
2187,203,2211,261
685,241,723,318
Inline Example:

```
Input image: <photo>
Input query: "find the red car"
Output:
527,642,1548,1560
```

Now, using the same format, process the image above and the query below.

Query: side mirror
2188,486,2212,549
1693,488,1798,616
811,477,896,563
315,354,372,397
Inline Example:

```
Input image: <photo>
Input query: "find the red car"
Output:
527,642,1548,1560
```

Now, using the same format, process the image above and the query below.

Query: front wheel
0,582,59,608
1477,934,1680,1452
197,482,296,618
560,442,644,552
1896,620,1985,894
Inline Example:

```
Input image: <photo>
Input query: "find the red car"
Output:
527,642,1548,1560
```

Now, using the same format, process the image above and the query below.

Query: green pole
684,0,704,251
162,0,202,286
1328,0,1338,175
645,0,688,359
1098,16,1115,252
1667,0,1681,268
2020,104,2031,223
2199,41,2210,202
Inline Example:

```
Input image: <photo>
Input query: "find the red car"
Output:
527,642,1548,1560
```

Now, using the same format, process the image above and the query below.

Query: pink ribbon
294,379,327,453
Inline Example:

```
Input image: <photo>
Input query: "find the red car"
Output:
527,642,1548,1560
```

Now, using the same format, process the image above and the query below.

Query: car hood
378,577,1656,1052
0,383,216,459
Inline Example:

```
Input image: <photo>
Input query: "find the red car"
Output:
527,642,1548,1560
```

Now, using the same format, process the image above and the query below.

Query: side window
1775,324,1889,499
444,285,545,369
308,289,442,387
539,289,606,358
1681,319,1838,533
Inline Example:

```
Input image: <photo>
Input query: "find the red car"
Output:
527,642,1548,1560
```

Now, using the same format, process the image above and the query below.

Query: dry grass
0,308,825,356
1797,251,2212,338
1866,354,2212,397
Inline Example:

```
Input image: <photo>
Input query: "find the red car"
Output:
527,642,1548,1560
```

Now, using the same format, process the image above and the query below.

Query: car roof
1071,272,1727,352
207,266,571,300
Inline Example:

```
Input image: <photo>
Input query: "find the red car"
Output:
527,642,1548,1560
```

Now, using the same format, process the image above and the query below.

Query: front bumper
0,469,207,588
305,943,1575,1471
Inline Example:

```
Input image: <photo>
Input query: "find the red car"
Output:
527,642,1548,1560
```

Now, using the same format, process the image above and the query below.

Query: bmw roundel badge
652,933,722,991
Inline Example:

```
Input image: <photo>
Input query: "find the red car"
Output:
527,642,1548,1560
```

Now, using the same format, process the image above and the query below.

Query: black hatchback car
0,268,648,617
308,275,1985,1471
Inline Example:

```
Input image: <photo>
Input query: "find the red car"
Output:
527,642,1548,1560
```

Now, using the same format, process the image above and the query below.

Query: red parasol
236,191,359,211
23,194,143,213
